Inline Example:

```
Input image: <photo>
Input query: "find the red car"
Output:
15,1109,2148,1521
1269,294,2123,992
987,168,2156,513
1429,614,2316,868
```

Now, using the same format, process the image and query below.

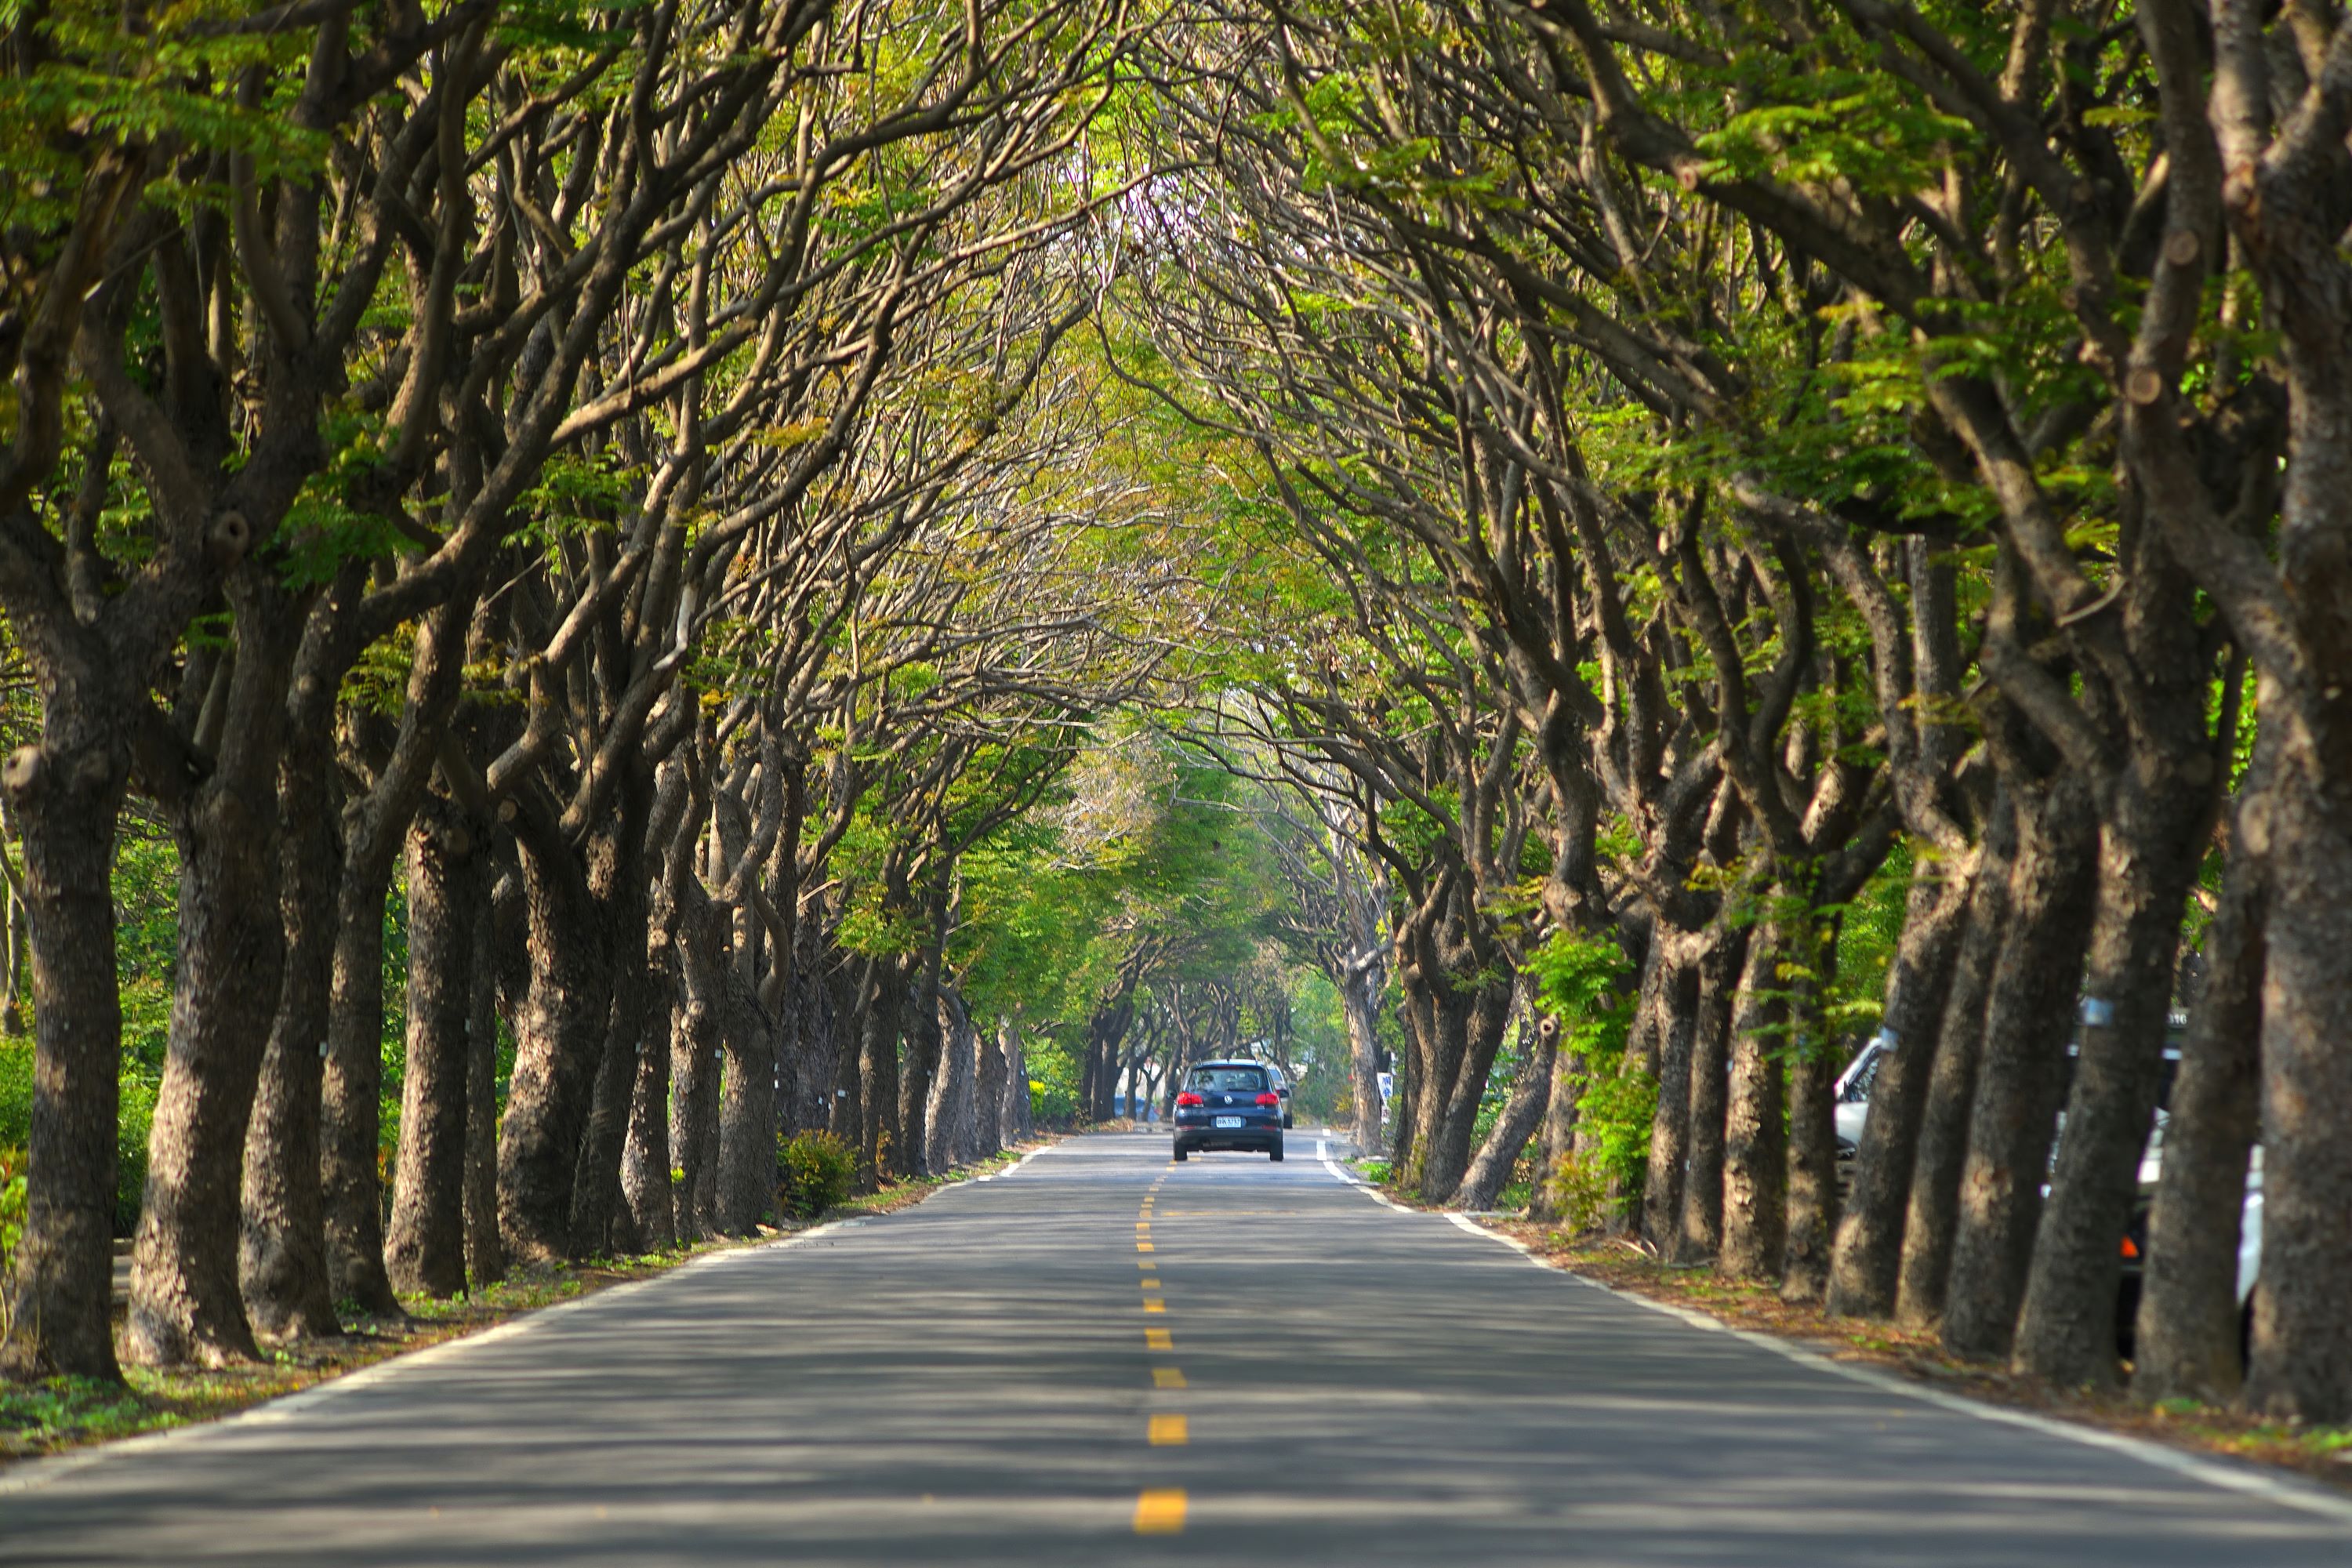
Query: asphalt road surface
6,1131,2350,1565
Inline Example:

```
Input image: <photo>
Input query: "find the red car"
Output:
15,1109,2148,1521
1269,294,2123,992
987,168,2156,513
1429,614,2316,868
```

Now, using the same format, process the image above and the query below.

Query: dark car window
1188,1066,1268,1094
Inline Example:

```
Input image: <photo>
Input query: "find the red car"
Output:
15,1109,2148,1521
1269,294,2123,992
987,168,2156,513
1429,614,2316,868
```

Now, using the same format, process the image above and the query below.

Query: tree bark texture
713,960,776,1234
1896,793,2019,1330
1720,927,1789,1279
1640,935,1703,1249
386,804,483,1298
2014,743,2215,1386
1674,922,1748,1263
463,887,506,1289
1940,777,2096,1362
238,731,346,1341
1827,854,1976,1319
497,826,614,1265
321,858,401,1316
130,589,302,1367
1340,953,1386,1160
2244,697,2352,1423
1456,1010,1556,1211
620,966,678,1254
1418,976,1512,1204
0,730,129,1381
2135,828,2264,1405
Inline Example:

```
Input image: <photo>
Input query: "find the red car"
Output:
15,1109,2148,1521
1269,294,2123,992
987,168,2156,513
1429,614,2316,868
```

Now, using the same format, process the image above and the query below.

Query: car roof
1192,1059,1268,1071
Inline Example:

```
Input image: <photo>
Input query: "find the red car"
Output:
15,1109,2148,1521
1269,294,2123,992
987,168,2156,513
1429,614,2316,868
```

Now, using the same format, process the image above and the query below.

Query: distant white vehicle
1833,1032,1893,1158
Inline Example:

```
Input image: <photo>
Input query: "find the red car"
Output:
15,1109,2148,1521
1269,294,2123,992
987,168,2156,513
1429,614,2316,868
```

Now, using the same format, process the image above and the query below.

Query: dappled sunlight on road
3,1131,2344,1565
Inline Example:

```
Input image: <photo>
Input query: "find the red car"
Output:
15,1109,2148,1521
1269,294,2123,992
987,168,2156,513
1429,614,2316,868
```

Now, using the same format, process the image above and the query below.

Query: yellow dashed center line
1134,1488,1186,1534
1135,1171,1188,1537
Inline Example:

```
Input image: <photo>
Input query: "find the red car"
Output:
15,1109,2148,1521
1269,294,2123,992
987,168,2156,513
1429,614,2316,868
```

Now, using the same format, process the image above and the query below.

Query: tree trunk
1720,928,1789,1280
1529,995,1587,1225
1828,853,1976,1318
901,947,946,1176
1419,976,1512,1203
2244,698,2352,1424
463,887,505,1289
130,592,301,1368
386,804,481,1298
1456,1007,1555,1210
855,956,906,1182
1941,776,2096,1363
1402,975,1465,1195
321,855,401,1316
1340,953,1385,1159
239,730,346,1341
2015,749,2212,1387
1896,791,2020,1330
1640,935,1703,1248
0,728,129,1382
1780,974,1841,1304
974,1005,1007,1161
713,961,775,1233
923,1000,956,1174
497,825,613,1266
829,958,863,1149
620,1001,677,1254
1675,922,1748,1263
2135,825,2264,1405
569,984,644,1259
1004,1018,1033,1142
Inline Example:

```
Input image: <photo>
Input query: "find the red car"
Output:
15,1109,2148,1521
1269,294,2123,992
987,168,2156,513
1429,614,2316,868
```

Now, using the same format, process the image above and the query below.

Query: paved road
6,1131,2349,1564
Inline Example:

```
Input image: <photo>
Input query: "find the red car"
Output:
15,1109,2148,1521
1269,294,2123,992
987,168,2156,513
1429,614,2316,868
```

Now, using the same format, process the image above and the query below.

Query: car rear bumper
1173,1131,1280,1152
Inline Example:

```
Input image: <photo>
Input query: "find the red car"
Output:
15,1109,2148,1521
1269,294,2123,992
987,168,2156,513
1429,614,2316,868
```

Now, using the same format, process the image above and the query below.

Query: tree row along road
8,0,2352,1450
3,1132,2343,1566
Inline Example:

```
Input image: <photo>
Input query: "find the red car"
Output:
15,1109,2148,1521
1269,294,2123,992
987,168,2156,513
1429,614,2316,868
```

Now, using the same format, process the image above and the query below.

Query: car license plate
1212,1116,1243,1129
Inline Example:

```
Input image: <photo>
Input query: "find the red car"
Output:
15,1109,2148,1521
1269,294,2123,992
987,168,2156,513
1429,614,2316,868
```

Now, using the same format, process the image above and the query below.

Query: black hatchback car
1172,1062,1284,1162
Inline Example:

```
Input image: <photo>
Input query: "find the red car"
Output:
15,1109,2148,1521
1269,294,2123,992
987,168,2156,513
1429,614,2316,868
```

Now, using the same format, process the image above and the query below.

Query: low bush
778,1131,857,1219
1,1145,24,1342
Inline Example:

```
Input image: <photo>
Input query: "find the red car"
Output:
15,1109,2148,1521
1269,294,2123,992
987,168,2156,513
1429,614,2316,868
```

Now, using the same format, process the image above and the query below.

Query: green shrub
778,1131,857,1219
1,1145,25,1338
0,1040,158,1237
116,1070,157,1236
1526,929,1644,1232
0,1035,29,1152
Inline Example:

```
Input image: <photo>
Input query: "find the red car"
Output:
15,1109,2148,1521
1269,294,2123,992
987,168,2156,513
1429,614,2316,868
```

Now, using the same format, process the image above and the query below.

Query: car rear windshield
1188,1066,1268,1093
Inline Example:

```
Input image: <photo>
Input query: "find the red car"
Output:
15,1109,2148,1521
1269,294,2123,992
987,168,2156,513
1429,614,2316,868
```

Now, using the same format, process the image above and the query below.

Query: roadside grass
2,1136,1055,1466
1346,1160,2352,1497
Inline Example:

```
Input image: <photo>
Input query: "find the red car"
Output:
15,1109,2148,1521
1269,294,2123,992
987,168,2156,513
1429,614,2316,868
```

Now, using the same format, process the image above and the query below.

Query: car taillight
2121,1236,2139,1260
1256,1092,1279,1108
1176,1092,1203,1108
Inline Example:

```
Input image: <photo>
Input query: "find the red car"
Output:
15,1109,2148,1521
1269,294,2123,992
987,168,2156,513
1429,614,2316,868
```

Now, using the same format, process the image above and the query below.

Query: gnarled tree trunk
387,802,484,1297
1941,776,2096,1362
0,722,130,1381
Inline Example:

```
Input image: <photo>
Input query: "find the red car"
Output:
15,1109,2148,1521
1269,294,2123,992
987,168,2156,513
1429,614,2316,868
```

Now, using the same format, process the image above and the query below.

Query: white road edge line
1322,1155,1414,1214
3,1142,1078,1498
1436,1210,2352,1527
960,1142,1051,1185
0,1215,871,1500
